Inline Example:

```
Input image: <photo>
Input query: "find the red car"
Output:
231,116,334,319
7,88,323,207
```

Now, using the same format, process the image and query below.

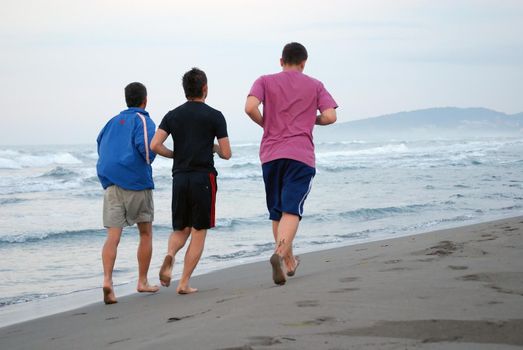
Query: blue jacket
97,108,156,190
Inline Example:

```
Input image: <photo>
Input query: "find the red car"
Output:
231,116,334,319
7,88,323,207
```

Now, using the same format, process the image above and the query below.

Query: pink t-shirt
249,70,338,168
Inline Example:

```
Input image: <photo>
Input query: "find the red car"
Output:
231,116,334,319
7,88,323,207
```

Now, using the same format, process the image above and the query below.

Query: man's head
281,42,308,70
182,68,208,100
125,82,147,108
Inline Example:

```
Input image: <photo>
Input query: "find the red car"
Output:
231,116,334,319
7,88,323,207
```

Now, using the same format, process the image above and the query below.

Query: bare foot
286,256,301,277
176,286,198,294
103,285,117,305
270,253,286,285
137,282,159,293
159,255,173,287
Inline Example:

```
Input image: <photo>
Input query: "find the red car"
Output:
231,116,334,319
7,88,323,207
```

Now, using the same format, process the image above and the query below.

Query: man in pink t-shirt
245,42,338,285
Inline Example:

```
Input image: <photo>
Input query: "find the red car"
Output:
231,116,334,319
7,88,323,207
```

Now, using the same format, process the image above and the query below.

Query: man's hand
214,137,232,160
315,108,337,126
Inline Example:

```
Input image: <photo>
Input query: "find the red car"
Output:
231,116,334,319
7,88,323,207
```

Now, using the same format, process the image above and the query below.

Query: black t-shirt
159,101,228,175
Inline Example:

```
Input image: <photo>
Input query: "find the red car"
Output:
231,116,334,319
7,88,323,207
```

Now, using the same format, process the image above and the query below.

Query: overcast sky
1,0,522,145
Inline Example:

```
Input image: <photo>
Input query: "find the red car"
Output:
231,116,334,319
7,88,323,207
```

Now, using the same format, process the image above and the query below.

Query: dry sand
1,216,522,349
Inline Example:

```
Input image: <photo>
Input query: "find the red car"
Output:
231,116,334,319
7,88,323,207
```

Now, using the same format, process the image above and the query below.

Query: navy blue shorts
262,158,316,221
171,172,217,230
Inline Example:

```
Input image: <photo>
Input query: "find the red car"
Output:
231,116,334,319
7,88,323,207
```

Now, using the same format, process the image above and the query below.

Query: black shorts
171,172,217,230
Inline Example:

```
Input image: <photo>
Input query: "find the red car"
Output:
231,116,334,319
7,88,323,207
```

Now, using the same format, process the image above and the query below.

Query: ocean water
0,137,522,315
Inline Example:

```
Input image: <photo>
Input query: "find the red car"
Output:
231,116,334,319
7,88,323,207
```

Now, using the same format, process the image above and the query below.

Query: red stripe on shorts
209,173,217,228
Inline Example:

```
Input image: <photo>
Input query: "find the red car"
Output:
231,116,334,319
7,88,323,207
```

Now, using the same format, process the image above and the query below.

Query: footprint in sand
361,255,381,262
331,319,523,346
380,267,413,272
247,336,281,346
425,240,463,256
285,316,337,327
339,277,359,283
383,259,402,264
296,300,319,307
417,257,437,262
460,274,480,281
476,234,498,242
107,338,131,345
218,337,284,350
458,272,523,296
303,316,336,325
216,296,240,304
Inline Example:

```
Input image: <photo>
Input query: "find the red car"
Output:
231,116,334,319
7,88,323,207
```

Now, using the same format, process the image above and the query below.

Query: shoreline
0,214,520,329
1,215,522,349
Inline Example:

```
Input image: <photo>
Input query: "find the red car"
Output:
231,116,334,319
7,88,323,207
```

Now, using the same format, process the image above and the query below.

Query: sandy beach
1,216,522,349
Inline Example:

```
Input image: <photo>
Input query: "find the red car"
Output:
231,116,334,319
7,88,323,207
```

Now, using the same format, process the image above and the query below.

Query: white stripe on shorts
298,176,314,216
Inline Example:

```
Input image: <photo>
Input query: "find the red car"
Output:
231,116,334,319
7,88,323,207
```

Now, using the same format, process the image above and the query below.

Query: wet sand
1,216,522,349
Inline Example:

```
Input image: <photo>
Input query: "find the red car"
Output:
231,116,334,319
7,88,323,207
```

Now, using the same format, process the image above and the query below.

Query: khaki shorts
103,185,154,228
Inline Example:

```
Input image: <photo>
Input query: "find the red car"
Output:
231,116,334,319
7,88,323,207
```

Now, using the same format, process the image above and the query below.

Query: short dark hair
282,42,308,65
182,68,207,99
124,82,147,107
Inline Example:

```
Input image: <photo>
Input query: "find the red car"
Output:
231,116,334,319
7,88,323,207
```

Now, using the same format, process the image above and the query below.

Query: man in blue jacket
96,82,159,304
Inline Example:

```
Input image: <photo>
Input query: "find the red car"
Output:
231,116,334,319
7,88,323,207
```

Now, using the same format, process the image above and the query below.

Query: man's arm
244,96,263,127
213,137,232,160
134,116,156,164
150,129,174,158
315,108,337,126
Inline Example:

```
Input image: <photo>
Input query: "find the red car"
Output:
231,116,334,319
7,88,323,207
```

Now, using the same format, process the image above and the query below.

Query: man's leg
270,213,300,284
267,159,314,285
272,220,279,242
272,219,298,273
177,228,207,294
102,227,123,304
136,222,159,293
159,227,191,287
274,212,299,261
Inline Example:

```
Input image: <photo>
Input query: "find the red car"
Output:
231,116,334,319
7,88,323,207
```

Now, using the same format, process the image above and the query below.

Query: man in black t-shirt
151,68,231,294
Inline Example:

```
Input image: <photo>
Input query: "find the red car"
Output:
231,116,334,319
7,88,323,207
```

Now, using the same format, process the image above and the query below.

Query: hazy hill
314,107,523,141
